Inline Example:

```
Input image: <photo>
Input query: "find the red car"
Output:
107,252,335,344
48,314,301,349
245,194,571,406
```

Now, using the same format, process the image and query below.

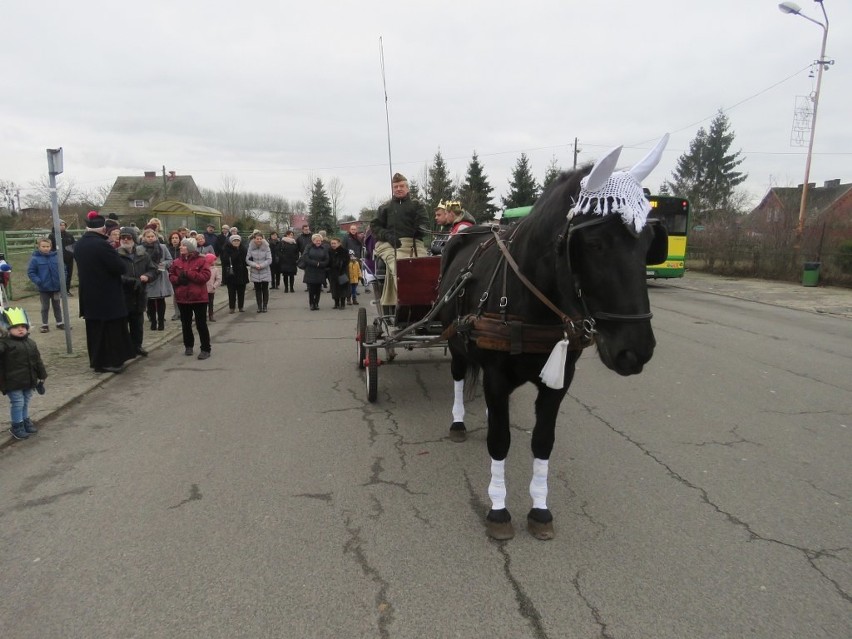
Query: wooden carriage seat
396,256,441,307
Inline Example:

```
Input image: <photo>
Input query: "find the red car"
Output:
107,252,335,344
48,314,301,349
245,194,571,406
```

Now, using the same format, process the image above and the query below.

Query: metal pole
794,2,830,238
379,37,394,194
46,148,73,354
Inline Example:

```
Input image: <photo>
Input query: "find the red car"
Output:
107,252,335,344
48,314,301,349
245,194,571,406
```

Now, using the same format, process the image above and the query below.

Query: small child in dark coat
327,237,349,309
0,308,47,440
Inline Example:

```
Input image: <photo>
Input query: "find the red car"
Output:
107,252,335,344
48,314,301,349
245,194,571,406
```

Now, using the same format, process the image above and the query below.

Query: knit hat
104,218,120,232
119,226,138,242
391,172,407,183
204,252,217,263
85,210,105,229
181,237,197,252
229,234,242,243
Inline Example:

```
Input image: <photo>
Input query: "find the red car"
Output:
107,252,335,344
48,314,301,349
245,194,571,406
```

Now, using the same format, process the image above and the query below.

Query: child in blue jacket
27,238,65,333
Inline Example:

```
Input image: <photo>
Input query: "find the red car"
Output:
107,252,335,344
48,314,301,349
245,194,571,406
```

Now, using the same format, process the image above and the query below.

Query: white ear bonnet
569,133,669,233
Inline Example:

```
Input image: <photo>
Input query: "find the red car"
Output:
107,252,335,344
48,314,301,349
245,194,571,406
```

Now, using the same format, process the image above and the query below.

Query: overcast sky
2,0,850,217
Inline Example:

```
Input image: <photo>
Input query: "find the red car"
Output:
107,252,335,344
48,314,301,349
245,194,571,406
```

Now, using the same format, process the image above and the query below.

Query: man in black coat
370,172,428,308
117,227,159,357
74,212,136,373
342,223,364,258
295,223,313,256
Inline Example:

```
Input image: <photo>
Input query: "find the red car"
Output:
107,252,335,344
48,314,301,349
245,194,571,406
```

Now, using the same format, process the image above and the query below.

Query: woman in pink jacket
169,238,212,360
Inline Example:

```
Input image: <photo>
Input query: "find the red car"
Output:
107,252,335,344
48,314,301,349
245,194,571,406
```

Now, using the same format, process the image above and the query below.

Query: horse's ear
585,146,623,192
646,222,668,265
629,133,669,183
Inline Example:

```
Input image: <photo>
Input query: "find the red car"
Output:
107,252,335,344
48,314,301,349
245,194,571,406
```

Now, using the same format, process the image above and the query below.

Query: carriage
355,253,450,403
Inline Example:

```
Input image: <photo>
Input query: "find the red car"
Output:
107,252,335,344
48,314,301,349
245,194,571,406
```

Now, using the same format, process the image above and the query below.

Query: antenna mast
379,37,394,194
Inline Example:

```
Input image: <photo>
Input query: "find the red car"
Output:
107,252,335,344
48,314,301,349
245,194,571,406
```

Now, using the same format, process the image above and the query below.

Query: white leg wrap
488,458,507,511
452,379,465,423
529,458,549,510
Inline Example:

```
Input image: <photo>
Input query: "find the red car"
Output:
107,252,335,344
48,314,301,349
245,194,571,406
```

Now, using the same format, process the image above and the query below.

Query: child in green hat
0,308,47,440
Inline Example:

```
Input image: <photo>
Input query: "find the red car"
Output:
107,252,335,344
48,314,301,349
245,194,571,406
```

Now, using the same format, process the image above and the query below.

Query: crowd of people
4,176,476,440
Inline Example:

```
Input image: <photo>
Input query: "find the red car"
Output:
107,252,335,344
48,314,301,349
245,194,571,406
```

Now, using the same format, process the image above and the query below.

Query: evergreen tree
502,153,539,208
425,150,455,213
542,155,562,190
664,110,747,224
408,180,423,201
308,178,335,232
458,152,498,223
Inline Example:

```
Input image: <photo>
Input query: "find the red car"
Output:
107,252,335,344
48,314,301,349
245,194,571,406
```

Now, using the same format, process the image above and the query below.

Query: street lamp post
778,1,831,238
46,148,73,354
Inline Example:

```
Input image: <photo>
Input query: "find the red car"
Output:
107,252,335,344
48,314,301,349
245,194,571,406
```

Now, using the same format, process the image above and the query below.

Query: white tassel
539,339,570,389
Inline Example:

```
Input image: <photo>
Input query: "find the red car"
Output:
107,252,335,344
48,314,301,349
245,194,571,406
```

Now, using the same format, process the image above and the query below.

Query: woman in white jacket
246,231,272,313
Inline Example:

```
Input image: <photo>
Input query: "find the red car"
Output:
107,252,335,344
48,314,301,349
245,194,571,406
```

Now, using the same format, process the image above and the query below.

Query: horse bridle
491,214,653,327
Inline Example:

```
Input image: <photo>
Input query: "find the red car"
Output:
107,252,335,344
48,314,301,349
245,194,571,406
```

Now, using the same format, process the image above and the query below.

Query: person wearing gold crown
434,200,475,235
369,172,428,310
0,307,47,440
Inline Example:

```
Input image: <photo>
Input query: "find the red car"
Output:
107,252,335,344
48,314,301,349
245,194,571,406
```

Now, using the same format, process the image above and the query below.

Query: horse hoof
487,520,515,540
448,422,467,442
527,510,555,540
486,509,514,540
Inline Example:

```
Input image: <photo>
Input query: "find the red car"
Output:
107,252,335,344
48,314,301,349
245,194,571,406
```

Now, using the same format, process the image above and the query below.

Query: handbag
337,274,349,285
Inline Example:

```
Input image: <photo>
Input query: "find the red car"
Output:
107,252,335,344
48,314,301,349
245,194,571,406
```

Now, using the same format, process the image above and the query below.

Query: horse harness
444,215,652,355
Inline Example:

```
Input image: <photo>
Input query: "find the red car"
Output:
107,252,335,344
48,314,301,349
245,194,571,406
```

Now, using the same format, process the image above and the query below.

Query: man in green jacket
370,172,428,309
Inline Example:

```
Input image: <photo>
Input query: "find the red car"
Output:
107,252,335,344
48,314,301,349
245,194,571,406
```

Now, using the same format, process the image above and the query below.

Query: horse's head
563,135,670,376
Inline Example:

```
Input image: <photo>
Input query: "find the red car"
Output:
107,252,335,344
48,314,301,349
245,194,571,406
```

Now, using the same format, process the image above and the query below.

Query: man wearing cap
203,223,218,250
370,172,428,309
221,233,249,313
73,212,136,373
215,225,230,257
48,219,76,293
116,227,158,357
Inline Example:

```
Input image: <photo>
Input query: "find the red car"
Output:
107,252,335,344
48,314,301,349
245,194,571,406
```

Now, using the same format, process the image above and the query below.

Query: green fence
0,228,83,300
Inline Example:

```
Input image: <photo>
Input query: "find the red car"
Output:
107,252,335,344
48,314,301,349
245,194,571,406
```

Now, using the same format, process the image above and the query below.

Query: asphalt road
0,283,849,638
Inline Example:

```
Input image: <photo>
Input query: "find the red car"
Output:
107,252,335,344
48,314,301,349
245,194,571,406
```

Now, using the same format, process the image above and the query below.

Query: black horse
436,138,669,540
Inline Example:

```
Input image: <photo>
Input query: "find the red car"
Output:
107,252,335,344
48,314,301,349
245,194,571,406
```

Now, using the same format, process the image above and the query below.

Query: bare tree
220,174,241,217
328,176,345,219
25,176,82,209
80,183,112,208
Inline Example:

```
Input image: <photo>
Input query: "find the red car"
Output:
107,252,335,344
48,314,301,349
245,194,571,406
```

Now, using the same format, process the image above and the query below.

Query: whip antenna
380,37,394,193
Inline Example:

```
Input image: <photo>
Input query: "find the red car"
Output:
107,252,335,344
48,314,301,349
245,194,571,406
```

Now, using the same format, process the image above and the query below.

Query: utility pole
572,137,580,169
162,165,168,200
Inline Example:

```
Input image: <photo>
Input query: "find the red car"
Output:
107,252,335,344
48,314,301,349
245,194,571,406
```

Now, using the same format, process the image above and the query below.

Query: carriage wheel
356,307,367,369
365,326,379,402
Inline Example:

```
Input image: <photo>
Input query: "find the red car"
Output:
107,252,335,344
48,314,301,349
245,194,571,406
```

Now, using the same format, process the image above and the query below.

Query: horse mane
516,164,591,233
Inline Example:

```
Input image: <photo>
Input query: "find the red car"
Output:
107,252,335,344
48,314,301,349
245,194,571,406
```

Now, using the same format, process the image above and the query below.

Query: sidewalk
2,273,850,449
0,290,228,450
662,270,852,319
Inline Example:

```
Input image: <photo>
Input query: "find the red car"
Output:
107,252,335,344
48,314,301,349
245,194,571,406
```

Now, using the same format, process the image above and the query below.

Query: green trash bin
802,261,821,287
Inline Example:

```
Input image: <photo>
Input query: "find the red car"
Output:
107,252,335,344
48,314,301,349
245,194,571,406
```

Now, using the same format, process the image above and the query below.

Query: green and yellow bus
646,195,689,278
